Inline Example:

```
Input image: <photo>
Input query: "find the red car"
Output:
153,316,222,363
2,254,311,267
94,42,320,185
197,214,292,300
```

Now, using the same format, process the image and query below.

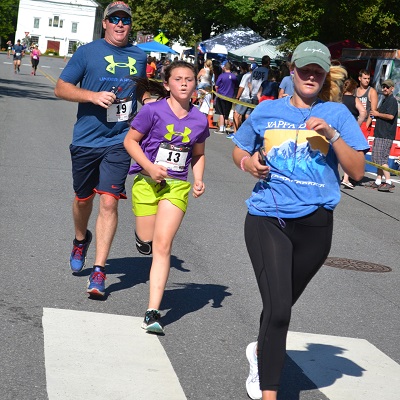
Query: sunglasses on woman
107,16,132,25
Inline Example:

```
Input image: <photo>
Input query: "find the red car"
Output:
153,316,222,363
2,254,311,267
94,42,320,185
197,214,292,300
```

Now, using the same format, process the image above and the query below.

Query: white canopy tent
228,37,286,63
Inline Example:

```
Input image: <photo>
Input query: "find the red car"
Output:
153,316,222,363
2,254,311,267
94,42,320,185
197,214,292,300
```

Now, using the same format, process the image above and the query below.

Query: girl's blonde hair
204,59,213,72
319,65,347,102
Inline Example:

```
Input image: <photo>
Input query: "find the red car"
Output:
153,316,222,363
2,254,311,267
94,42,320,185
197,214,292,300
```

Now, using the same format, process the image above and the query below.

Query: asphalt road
0,53,399,400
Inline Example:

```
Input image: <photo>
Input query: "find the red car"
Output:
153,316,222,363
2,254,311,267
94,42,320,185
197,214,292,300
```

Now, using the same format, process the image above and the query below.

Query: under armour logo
164,124,191,143
104,55,137,75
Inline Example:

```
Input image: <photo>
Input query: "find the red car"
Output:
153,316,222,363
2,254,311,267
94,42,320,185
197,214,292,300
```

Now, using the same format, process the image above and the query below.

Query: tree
250,0,400,50
127,0,246,45
0,0,19,45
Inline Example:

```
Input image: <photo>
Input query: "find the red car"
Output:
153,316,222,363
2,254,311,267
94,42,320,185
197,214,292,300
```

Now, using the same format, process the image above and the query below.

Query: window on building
68,40,78,54
72,22,78,33
60,20,63,28
53,16,59,27
49,18,52,27
31,36,39,46
34,18,40,29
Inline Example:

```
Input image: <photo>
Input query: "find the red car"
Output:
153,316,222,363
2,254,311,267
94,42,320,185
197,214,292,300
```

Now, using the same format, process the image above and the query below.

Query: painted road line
38,68,57,85
287,331,400,399
43,308,187,400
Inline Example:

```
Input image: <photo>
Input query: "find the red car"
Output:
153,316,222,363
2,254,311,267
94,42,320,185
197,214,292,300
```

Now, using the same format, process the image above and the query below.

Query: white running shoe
246,342,262,399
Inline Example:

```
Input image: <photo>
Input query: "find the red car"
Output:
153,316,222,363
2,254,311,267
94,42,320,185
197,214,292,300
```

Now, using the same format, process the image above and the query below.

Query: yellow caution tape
212,90,257,109
365,160,400,176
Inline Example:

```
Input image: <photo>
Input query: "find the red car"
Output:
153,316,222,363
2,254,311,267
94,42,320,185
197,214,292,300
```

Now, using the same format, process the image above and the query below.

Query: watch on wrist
328,125,341,144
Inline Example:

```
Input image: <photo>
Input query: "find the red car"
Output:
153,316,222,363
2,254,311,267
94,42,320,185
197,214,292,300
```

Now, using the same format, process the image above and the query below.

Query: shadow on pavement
0,77,58,100
94,255,232,326
279,343,365,399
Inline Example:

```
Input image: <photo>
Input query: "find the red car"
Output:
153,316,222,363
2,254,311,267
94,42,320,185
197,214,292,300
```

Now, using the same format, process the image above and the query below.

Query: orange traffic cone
208,96,217,129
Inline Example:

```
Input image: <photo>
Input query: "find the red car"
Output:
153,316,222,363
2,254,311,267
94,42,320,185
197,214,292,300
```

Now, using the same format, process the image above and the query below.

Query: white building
15,0,103,56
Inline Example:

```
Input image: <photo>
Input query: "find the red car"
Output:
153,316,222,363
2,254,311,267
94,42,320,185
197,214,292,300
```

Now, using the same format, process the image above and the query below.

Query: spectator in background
159,58,171,82
146,56,156,78
341,78,367,188
249,56,270,105
355,69,378,136
257,69,279,102
214,61,238,134
365,79,398,192
197,59,213,90
233,62,253,133
278,64,294,98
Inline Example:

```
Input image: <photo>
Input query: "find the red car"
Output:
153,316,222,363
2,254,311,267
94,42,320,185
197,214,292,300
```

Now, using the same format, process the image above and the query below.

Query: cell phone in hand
258,146,267,165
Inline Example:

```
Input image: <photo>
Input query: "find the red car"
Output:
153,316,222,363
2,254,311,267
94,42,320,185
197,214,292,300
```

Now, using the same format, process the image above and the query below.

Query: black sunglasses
107,16,132,25
382,84,390,89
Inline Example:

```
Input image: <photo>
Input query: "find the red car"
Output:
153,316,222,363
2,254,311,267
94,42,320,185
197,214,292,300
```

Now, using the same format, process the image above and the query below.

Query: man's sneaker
87,266,106,297
69,230,92,272
246,342,262,399
226,133,234,139
142,309,164,334
378,182,395,192
364,181,379,189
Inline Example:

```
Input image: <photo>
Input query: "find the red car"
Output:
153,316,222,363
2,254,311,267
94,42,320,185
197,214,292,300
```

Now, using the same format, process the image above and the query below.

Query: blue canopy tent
136,41,178,54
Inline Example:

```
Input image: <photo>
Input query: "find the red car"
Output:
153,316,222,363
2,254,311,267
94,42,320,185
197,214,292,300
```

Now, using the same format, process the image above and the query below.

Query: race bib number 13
155,143,190,171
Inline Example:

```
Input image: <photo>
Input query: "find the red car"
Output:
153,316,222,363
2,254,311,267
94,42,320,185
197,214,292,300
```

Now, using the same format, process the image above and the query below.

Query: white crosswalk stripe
43,308,400,400
43,308,186,400
287,331,400,400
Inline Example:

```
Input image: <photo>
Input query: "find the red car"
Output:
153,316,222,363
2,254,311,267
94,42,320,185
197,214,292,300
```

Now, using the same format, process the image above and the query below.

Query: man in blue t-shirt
54,1,149,297
12,40,24,74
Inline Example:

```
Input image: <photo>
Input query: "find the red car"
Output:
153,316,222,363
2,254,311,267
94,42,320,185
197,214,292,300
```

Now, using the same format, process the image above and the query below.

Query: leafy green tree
127,0,245,45
249,0,400,50
0,0,19,45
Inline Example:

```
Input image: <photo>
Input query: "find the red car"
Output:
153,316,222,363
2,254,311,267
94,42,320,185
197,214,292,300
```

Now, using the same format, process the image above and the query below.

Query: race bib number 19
107,100,132,122
155,143,190,171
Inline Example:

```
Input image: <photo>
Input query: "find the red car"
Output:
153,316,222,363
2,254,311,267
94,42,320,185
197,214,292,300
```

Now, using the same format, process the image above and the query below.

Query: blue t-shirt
279,75,294,96
12,45,24,59
232,96,369,218
128,98,210,181
60,39,147,147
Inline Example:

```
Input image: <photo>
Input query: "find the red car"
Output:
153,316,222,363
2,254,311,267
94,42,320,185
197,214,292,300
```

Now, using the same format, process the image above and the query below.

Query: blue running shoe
87,266,106,297
69,230,92,273
141,309,164,334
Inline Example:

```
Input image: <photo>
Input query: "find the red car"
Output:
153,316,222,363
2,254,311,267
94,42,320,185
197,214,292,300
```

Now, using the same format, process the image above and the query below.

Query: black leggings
244,207,333,391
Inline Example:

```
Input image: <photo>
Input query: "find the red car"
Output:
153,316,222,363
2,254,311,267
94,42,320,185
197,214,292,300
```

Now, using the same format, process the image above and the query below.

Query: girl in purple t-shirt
124,61,209,334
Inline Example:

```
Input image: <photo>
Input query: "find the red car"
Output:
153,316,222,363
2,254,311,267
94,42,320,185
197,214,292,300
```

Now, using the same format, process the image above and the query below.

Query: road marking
38,68,57,84
287,331,400,399
43,308,187,400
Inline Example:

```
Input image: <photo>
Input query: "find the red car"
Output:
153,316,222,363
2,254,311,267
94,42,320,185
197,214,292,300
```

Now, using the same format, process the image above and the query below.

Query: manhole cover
324,257,392,272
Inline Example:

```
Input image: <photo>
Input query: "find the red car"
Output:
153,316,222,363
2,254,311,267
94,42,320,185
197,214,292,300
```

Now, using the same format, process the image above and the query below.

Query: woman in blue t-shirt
232,41,369,400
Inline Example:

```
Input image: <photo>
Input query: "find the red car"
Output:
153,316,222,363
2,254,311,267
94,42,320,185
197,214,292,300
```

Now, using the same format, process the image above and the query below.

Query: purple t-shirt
215,72,238,97
128,98,209,180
